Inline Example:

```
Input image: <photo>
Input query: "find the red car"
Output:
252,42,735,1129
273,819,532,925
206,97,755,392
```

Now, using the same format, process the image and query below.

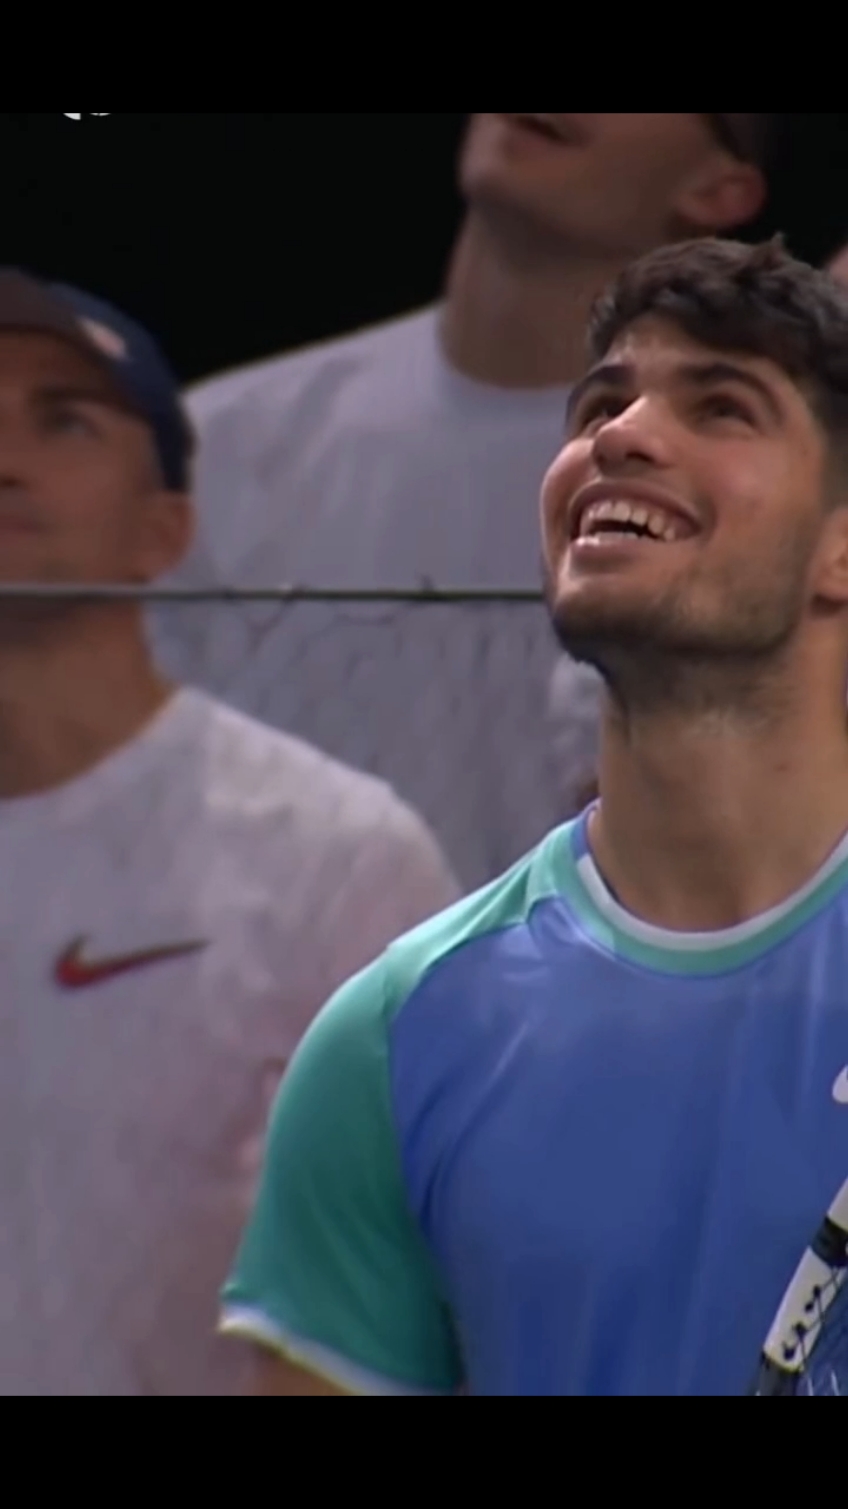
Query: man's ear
675,155,768,236
134,491,196,584
814,503,848,608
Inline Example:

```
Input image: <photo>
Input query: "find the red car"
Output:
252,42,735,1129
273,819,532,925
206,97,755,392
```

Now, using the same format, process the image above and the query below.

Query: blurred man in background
156,113,774,888
0,270,457,1396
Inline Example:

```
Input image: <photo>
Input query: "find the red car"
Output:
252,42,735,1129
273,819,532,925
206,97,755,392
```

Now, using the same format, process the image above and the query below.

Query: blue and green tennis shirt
221,815,848,1396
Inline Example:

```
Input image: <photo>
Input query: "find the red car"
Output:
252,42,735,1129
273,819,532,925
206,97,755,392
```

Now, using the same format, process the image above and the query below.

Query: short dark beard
559,631,795,723
544,569,803,723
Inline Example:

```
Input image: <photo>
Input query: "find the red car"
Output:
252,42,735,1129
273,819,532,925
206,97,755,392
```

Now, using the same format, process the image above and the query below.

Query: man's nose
592,400,672,473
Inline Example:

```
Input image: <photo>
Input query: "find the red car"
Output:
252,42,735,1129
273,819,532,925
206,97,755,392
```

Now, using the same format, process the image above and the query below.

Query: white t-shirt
151,307,604,890
0,688,458,1397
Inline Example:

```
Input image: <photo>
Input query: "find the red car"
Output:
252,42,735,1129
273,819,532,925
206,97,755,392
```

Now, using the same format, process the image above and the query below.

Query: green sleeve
220,957,464,1396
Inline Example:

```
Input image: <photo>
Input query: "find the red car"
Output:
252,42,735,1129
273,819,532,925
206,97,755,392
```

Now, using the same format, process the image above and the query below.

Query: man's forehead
603,316,757,371
587,318,802,405
0,328,124,400
566,315,823,442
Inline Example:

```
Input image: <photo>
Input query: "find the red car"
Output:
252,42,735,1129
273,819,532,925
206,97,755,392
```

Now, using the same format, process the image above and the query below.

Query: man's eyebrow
565,357,785,432
566,363,633,431
677,361,785,423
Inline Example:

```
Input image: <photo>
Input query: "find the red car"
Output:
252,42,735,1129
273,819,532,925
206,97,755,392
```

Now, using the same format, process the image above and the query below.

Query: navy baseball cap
0,269,194,490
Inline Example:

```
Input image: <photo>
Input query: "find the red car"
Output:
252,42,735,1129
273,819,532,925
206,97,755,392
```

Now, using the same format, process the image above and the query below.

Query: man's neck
0,609,174,800
589,656,848,933
441,211,626,390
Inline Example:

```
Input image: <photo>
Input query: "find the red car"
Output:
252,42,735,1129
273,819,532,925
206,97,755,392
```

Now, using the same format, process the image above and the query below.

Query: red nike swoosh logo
55,936,208,990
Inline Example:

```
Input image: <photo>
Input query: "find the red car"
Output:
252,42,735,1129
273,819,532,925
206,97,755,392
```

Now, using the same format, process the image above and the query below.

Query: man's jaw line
561,635,793,731
547,573,804,729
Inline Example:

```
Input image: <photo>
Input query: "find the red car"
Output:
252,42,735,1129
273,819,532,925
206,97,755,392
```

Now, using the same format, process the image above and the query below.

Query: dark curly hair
588,237,848,454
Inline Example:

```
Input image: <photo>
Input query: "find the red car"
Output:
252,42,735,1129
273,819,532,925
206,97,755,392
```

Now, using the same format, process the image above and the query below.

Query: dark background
4,113,848,386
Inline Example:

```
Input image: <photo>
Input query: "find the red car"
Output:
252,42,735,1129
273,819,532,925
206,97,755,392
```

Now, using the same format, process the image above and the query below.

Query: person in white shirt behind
155,113,776,888
0,269,458,1398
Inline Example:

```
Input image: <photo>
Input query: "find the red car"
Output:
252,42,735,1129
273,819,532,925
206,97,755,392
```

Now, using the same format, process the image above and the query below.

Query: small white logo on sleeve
834,1068,848,1107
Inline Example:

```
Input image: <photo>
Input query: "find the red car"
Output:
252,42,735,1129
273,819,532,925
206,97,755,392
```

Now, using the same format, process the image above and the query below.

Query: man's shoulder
287,826,569,1064
186,306,439,427
183,688,438,837
377,827,570,1017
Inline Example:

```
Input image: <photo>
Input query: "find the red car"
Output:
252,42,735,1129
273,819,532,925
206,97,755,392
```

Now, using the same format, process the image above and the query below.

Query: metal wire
0,584,547,605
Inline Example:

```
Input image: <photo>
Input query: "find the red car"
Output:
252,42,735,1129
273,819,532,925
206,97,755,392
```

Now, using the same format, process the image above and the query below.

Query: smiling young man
0,270,458,1397
222,238,848,1398
156,113,773,891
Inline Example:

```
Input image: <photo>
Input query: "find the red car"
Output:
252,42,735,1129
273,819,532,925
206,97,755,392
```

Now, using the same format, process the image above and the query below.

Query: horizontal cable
0,584,547,606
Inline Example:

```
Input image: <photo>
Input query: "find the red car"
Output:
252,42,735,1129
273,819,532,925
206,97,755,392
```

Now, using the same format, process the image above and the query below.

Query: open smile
569,484,701,547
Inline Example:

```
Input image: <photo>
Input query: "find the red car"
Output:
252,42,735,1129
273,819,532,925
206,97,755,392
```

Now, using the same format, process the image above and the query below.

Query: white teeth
578,498,690,543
